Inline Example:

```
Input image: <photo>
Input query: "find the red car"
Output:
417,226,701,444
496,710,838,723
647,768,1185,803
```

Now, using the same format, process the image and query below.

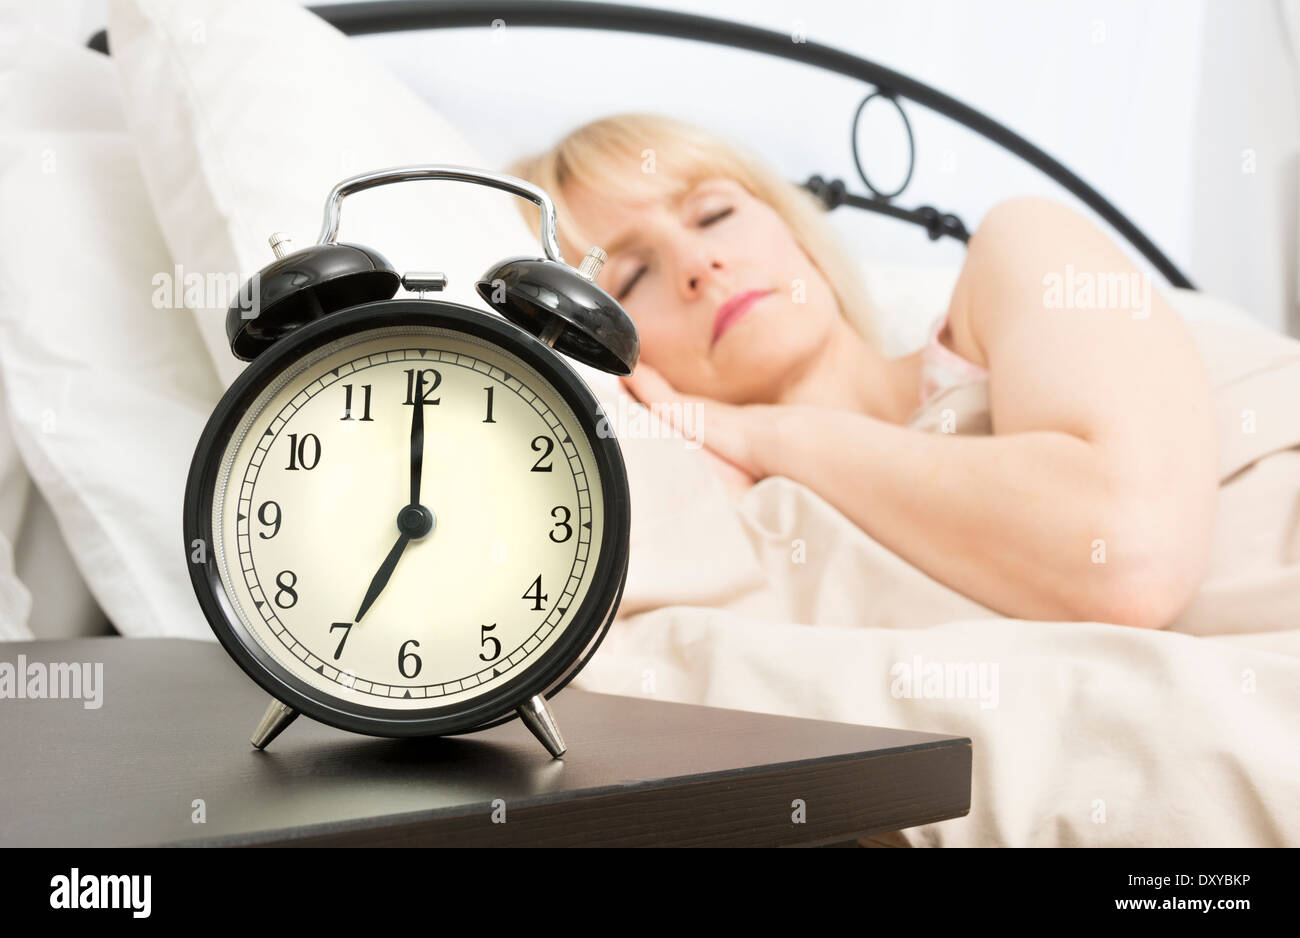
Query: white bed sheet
566,362,1300,847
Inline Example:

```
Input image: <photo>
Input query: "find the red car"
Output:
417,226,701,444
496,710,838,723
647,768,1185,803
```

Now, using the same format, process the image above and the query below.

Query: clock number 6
398,639,422,679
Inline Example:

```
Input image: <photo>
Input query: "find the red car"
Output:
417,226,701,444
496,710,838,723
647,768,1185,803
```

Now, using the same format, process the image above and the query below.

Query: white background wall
16,0,1300,335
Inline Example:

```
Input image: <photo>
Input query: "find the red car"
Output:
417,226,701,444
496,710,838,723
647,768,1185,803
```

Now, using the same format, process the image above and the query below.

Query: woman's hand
620,363,779,487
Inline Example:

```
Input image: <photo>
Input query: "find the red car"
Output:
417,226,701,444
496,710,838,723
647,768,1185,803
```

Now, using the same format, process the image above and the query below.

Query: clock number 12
403,369,442,405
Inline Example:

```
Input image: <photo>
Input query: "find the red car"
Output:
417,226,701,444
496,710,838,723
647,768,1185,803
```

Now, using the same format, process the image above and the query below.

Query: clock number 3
549,505,572,543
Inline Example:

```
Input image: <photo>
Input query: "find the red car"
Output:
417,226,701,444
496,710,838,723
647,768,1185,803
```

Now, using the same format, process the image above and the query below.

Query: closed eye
616,266,647,302
616,206,734,300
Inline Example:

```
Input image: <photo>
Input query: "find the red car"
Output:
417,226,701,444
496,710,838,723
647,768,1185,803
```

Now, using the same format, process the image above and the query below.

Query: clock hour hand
355,531,411,623
410,368,424,506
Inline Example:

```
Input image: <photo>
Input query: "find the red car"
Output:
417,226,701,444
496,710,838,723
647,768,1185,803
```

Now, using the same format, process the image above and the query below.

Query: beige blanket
569,310,1300,846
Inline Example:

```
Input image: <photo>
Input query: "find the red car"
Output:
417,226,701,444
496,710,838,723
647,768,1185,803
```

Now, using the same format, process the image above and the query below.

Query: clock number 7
329,622,353,661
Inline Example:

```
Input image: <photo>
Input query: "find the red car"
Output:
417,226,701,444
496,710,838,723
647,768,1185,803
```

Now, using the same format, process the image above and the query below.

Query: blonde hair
505,112,882,348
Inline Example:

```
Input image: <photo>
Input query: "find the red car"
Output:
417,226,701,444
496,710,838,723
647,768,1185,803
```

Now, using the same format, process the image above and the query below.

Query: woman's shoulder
940,196,1086,374
926,195,1128,394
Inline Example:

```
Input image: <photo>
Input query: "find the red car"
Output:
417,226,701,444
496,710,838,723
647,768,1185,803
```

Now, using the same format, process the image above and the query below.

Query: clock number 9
257,501,281,539
397,639,422,679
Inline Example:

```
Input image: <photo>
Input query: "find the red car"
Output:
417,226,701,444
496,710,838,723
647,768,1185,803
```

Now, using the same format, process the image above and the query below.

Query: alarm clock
182,165,637,759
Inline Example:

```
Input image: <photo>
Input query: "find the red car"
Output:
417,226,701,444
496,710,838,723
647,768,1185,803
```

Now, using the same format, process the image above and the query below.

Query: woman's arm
763,406,1178,627
706,447,759,500
767,197,1219,628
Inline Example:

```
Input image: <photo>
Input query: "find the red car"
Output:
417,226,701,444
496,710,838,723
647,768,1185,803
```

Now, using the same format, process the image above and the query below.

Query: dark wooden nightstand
0,638,970,846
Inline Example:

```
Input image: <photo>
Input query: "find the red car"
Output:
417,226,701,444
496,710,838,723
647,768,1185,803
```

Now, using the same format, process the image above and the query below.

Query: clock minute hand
410,369,424,506
356,370,429,627
355,531,411,623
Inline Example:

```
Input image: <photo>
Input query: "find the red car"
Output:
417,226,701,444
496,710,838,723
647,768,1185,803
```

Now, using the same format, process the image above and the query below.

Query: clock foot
250,698,299,750
517,694,567,758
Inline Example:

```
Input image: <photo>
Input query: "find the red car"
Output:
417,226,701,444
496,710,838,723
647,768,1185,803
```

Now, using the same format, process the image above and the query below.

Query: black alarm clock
182,165,637,758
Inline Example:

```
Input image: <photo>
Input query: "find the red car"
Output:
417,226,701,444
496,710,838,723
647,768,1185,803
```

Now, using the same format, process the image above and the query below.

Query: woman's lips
711,289,774,347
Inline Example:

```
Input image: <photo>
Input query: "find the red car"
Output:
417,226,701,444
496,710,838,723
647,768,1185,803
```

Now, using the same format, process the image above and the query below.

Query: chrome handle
316,163,566,265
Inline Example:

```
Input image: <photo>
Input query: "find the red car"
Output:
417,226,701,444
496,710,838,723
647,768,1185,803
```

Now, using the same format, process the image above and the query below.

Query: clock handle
517,695,567,759
250,698,300,750
316,164,566,265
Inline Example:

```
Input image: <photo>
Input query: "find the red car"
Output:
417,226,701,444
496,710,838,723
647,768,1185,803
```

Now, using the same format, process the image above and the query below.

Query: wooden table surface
0,638,970,846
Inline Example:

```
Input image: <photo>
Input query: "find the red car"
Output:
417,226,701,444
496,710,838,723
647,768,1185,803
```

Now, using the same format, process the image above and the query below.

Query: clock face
207,321,608,716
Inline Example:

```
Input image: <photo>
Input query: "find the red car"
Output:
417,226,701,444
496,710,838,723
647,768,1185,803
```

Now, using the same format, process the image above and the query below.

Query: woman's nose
683,257,726,297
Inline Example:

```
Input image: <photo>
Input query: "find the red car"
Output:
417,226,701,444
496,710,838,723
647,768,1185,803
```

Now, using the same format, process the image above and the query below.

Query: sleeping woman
507,113,1219,631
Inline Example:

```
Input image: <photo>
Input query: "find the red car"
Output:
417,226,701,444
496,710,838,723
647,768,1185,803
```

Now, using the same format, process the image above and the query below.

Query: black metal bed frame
88,0,1195,289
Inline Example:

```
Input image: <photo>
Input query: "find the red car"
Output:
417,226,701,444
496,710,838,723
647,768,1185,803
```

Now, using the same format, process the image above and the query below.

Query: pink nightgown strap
918,312,989,406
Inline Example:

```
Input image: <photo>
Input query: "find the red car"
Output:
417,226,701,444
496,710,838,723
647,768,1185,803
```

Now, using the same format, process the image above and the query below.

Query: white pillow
0,533,32,641
103,0,763,628
0,34,223,639
107,0,570,391
859,260,962,357
0,380,33,640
